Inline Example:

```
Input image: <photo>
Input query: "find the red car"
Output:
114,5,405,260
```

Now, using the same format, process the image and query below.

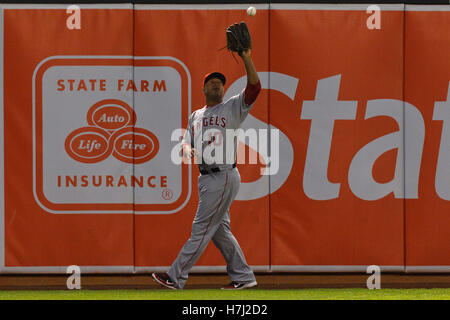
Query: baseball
247,6,256,17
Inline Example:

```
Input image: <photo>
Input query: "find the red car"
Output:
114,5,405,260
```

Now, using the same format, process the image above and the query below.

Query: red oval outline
86,99,136,130
109,126,159,164
65,126,112,163
92,105,131,131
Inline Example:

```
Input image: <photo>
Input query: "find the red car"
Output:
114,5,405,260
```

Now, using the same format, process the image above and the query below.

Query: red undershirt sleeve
244,80,261,106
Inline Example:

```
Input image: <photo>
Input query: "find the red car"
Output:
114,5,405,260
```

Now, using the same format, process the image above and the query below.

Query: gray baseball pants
167,168,255,289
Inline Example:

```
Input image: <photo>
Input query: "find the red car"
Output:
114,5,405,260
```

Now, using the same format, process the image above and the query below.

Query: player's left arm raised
226,22,261,115
241,49,259,85
240,49,261,106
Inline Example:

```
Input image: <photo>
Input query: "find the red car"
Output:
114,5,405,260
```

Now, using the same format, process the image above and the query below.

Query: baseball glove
226,22,252,57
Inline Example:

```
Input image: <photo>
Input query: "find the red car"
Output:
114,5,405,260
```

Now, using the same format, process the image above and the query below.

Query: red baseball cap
203,72,226,86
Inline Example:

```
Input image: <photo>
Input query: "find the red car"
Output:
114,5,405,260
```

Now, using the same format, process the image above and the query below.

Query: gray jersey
182,89,253,172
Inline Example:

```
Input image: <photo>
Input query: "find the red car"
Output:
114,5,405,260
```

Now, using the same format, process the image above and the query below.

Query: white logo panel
33,57,190,214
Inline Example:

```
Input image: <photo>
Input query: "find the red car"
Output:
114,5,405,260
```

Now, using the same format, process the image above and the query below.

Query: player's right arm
182,143,198,160
181,112,199,160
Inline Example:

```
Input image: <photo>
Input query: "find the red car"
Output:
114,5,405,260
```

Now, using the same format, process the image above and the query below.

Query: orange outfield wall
405,8,450,271
2,7,135,269
0,4,449,273
269,8,405,270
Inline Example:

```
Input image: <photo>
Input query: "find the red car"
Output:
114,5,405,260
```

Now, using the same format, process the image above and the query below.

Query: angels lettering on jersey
182,87,258,172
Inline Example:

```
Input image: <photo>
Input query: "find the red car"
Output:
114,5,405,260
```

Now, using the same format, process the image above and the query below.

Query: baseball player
152,24,261,290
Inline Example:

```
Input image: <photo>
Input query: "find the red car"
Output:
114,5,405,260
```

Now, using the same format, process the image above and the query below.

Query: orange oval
109,127,159,164
86,99,136,131
92,106,130,131
71,134,109,158
113,133,155,159
65,127,112,163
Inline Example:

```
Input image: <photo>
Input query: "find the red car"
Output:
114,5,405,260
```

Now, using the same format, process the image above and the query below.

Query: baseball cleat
221,280,258,290
152,272,177,290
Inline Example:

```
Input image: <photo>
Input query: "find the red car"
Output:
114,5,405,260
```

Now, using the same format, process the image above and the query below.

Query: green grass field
0,288,449,300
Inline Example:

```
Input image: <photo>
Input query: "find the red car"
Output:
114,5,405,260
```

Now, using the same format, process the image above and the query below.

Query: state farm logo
33,56,190,214
65,99,159,164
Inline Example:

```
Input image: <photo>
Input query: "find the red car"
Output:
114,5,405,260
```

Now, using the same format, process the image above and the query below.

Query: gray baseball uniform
167,87,257,289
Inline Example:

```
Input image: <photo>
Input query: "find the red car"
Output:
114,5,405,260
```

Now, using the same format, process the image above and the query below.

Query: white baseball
247,6,256,17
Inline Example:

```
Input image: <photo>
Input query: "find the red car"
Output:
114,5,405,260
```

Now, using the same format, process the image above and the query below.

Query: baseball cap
203,72,226,86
